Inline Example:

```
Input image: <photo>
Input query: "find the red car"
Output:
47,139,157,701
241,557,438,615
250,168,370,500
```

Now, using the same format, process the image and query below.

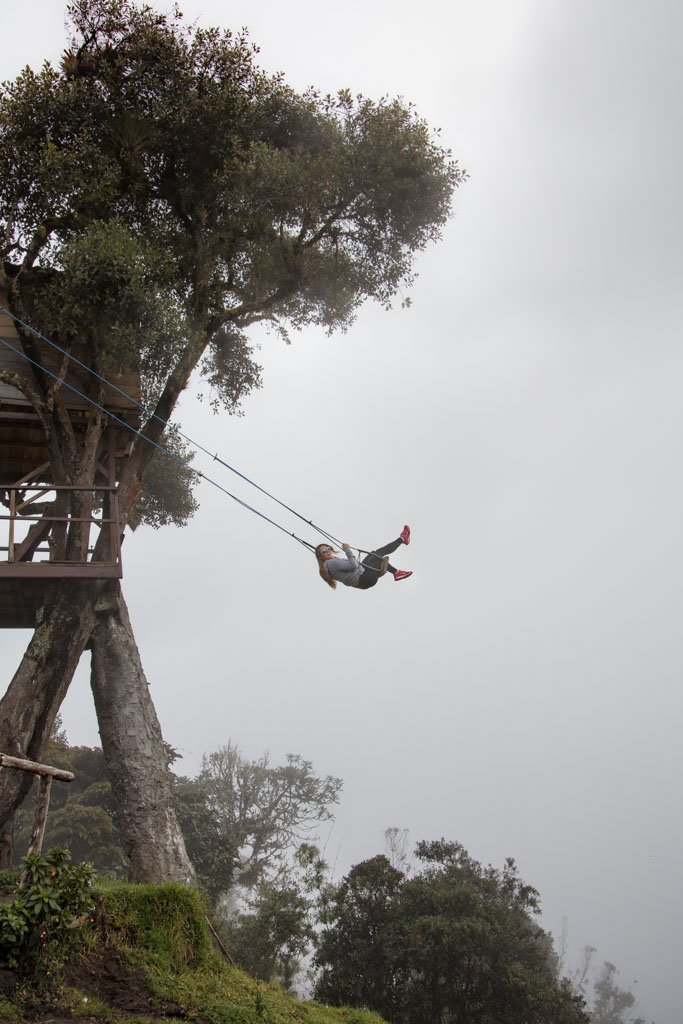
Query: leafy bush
0,847,94,983
0,869,19,896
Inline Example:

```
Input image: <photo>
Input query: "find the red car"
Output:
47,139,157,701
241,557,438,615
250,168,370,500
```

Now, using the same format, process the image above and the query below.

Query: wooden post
0,752,75,858
8,487,15,562
0,753,74,783
27,775,52,856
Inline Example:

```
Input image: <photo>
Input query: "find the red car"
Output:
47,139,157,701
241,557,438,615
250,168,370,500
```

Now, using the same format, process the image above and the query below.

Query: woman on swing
315,526,412,590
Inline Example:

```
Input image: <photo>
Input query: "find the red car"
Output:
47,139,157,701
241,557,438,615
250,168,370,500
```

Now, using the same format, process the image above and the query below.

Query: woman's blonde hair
315,543,337,589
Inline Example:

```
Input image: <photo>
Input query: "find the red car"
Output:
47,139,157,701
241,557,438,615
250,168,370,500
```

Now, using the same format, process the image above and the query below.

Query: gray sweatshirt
325,547,363,587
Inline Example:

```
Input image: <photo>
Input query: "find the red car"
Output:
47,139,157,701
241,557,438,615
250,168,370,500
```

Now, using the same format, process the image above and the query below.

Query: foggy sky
2,3,681,1021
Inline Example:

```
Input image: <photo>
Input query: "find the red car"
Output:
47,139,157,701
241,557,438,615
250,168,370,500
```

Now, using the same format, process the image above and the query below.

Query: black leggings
355,538,403,590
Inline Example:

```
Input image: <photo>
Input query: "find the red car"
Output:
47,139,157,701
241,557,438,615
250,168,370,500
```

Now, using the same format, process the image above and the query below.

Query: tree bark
89,581,195,884
0,580,99,866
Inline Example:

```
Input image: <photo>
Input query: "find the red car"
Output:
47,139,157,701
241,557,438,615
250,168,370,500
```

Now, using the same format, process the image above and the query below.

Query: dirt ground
65,947,186,1014
0,947,198,1021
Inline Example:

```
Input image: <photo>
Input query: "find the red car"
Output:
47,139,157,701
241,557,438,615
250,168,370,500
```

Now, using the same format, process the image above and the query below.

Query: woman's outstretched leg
361,527,412,580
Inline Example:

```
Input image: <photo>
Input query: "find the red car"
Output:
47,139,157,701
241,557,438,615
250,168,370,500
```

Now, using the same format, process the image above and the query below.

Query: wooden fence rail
0,752,75,857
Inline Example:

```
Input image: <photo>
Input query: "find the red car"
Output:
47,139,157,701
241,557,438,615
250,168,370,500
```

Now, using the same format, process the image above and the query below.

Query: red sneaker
400,524,411,545
394,569,413,582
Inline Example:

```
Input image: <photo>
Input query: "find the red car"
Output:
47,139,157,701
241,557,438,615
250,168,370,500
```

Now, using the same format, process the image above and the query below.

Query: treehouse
0,293,141,628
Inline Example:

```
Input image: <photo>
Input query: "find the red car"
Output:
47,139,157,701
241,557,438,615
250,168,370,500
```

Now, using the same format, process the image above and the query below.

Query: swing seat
378,554,390,576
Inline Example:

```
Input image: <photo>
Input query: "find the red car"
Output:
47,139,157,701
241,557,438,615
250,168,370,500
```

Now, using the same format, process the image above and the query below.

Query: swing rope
0,307,382,557
0,305,348,550
0,332,326,552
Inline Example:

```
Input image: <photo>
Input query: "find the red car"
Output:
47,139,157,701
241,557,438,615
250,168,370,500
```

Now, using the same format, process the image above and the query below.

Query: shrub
0,847,94,985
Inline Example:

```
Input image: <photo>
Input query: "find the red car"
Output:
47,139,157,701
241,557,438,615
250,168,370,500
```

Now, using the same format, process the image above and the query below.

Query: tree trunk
0,577,196,885
0,580,99,866
89,581,195,884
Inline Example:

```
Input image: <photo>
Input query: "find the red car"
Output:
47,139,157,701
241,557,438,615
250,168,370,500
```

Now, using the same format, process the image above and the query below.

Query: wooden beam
13,516,52,562
0,484,117,492
0,752,74,782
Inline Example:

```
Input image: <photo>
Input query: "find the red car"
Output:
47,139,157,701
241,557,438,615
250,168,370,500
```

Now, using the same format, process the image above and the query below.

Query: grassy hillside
0,877,384,1024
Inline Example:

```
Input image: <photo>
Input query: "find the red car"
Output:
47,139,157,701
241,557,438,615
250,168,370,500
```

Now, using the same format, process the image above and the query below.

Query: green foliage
219,845,328,990
173,774,237,901
86,879,385,1024
0,996,21,1022
0,869,19,895
314,856,405,1018
0,0,462,536
13,734,126,877
174,741,340,988
315,841,589,1024
128,431,200,530
221,879,312,989
0,847,94,983
33,218,176,373
41,800,126,875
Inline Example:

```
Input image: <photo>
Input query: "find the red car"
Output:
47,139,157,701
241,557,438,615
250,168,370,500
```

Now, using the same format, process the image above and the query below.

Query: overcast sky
2,2,682,1020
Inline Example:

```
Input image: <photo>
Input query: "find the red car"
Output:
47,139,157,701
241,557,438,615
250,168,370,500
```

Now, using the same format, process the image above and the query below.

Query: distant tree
315,855,407,1018
383,826,412,874
315,839,589,1024
176,742,342,894
559,937,650,1024
591,961,645,1024
219,843,328,990
175,746,341,988
173,773,236,901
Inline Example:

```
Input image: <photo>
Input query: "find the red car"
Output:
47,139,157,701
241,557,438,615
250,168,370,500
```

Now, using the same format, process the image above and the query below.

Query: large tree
315,854,408,1019
0,0,463,879
314,841,589,1024
175,742,342,897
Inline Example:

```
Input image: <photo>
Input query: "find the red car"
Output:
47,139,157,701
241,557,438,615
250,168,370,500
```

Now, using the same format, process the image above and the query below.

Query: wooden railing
0,483,122,578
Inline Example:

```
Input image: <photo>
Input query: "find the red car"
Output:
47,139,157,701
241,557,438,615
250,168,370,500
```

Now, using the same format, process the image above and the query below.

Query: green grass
95,880,211,967
0,996,22,1023
13,880,385,1024
0,876,384,1024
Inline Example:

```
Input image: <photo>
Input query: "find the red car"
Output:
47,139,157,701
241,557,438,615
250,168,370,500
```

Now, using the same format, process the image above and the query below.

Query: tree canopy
175,743,342,896
314,840,589,1024
1,0,464,512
